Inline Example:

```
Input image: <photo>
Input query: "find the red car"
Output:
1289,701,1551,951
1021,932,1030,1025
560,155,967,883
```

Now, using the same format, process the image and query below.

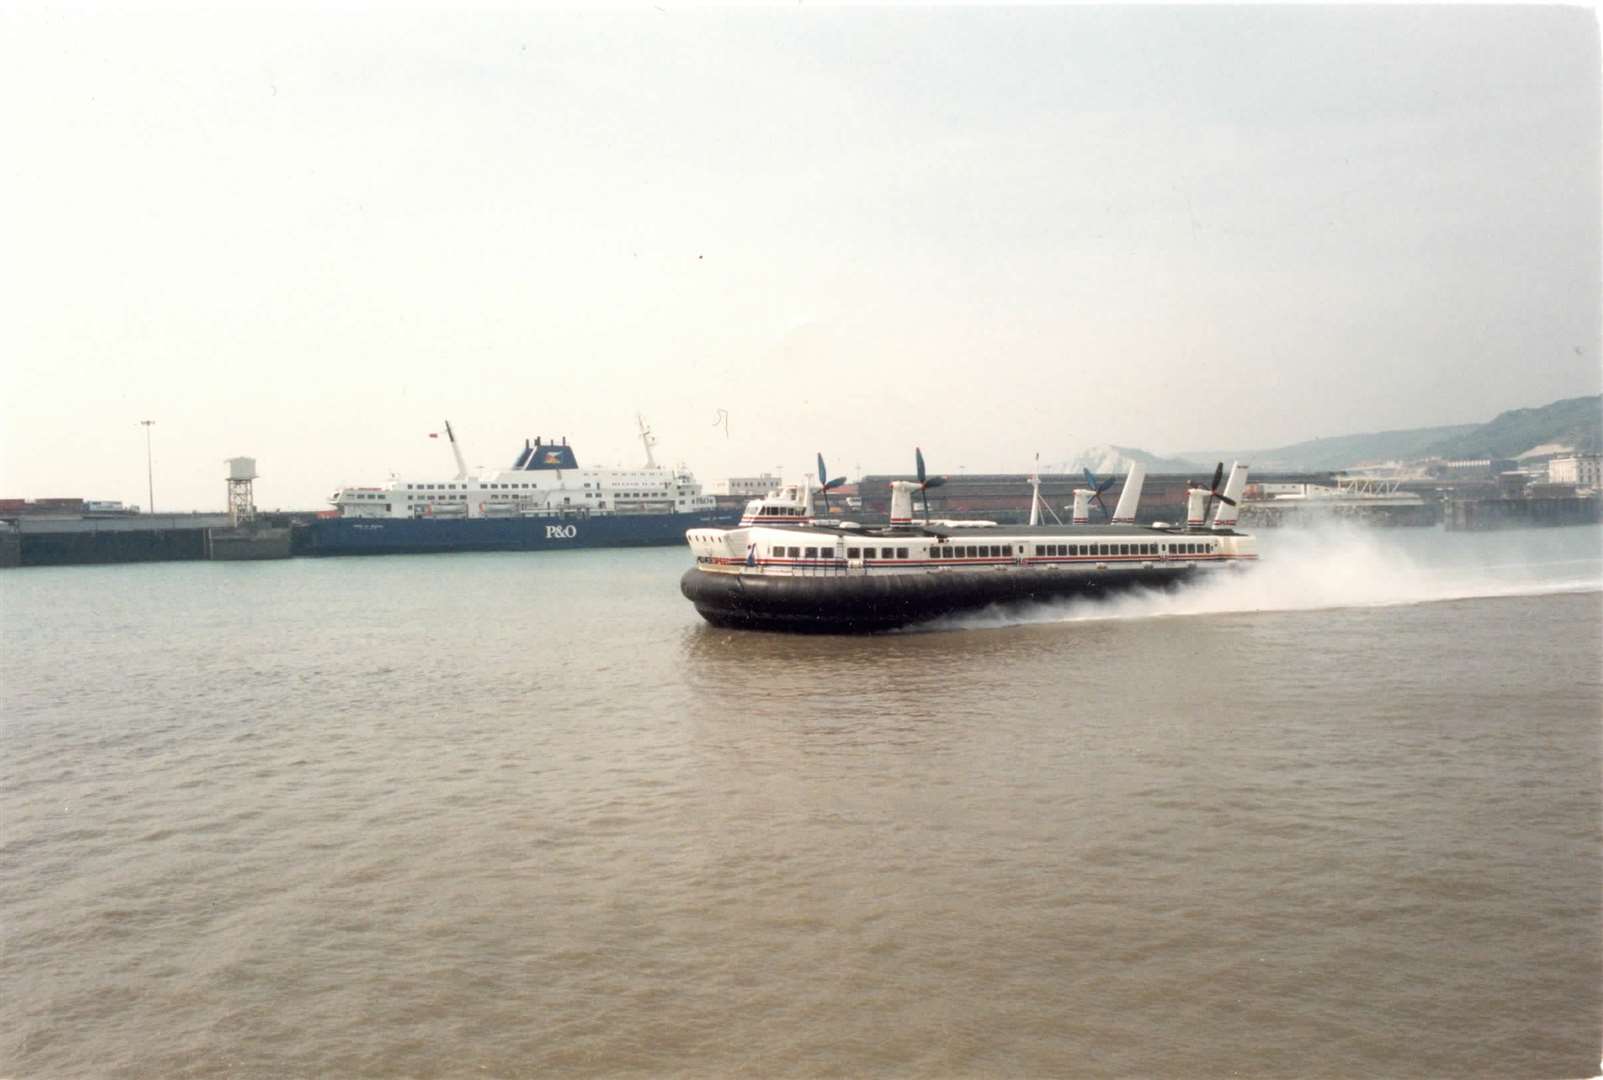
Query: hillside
1180,423,1478,473
1421,395,1602,460
1180,395,1601,472
1067,445,1207,475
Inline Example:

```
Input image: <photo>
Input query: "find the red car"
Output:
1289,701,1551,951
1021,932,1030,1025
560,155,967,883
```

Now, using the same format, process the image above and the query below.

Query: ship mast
444,420,468,481
1029,453,1042,527
637,413,659,469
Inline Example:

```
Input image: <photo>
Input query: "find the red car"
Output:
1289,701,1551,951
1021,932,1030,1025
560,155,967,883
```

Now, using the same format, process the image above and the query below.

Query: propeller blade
923,477,946,489
916,447,928,486
1083,468,1098,489
1095,478,1116,495
817,452,829,489
1210,462,1224,494
1217,494,1238,507
823,477,846,491
1093,493,1110,521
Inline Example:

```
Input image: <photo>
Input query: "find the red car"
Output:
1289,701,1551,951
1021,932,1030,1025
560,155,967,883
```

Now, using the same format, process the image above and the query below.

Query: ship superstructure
330,416,717,521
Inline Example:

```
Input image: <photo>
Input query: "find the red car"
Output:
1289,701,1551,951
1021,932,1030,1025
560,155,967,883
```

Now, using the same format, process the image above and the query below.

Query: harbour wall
208,526,294,561
8,514,231,567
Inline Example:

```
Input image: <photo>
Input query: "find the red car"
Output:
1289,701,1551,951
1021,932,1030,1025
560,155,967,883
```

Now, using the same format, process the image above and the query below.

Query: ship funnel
1110,461,1146,525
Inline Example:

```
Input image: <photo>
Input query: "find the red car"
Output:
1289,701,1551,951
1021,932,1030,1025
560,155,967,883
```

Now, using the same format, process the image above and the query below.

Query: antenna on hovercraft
1029,454,1041,527
816,453,846,515
1027,454,1064,526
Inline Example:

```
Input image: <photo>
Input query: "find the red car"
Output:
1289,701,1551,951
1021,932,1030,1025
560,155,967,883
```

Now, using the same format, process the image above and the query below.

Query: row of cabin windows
1038,542,1212,557
394,491,649,503
768,546,917,560
759,506,804,517
928,545,1013,559
1037,542,1156,557
401,480,670,492
396,493,593,505
760,541,1218,562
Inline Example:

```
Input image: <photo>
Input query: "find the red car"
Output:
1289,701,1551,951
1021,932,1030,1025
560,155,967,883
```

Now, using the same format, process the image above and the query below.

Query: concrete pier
8,514,230,566
1445,496,1602,531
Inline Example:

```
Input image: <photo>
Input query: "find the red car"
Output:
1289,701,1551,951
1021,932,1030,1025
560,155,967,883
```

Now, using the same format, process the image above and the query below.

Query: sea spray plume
918,524,1602,632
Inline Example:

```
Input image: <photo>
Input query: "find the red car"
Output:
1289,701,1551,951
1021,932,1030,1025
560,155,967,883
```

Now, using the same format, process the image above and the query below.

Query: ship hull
680,563,1210,633
293,510,740,557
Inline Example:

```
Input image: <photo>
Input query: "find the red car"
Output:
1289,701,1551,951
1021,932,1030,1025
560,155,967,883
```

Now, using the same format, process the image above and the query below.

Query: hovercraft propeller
1203,460,1237,520
816,452,847,515
1081,468,1116,522
915,447,945,523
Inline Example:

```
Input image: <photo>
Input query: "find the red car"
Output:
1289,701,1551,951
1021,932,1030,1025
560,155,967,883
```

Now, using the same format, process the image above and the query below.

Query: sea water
2,525,1599,1077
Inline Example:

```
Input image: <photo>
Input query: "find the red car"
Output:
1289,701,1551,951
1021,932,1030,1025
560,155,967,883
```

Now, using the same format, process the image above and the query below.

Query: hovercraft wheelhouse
681,455,1257,633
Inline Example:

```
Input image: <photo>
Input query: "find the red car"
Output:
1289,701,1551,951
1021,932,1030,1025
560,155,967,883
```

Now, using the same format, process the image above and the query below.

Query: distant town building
1548,453,1601,491
720,474,782,498
1438,459,1517,481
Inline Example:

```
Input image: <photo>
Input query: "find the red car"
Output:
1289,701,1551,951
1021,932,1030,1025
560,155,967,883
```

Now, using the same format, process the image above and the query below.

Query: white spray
925,524,1603,632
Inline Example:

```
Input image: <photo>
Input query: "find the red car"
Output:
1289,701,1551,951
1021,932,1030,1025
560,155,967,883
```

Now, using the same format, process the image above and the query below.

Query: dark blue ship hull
292,509,740,557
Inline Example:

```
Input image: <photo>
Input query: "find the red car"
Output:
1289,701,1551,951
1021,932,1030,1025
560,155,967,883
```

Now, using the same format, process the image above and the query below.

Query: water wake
929,525,1603,632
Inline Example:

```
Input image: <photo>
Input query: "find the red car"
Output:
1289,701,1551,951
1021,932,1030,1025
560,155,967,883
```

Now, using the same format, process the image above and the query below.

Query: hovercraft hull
680,564,1197,633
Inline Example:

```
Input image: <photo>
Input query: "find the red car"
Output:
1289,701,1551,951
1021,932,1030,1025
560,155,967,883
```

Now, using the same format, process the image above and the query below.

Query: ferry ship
681,455,1257,632
294,418,739,556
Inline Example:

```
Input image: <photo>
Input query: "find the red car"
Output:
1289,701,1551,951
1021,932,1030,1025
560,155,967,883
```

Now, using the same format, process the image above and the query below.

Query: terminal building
1547,453,1601,492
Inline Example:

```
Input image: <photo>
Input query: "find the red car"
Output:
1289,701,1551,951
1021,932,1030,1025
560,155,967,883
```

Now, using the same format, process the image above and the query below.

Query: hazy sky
3,5,1598,510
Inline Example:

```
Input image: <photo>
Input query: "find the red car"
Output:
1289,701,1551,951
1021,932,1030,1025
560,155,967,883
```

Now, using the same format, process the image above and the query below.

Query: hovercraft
682,451,1257,633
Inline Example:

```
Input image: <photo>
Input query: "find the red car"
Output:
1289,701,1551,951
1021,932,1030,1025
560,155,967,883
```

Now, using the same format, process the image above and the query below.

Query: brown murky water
3,526,1599,1077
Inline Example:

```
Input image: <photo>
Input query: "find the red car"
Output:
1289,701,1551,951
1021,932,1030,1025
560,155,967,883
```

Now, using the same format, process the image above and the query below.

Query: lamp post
140,420,155,514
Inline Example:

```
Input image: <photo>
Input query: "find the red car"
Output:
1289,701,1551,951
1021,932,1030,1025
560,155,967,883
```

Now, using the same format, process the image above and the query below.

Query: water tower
225,457,257,526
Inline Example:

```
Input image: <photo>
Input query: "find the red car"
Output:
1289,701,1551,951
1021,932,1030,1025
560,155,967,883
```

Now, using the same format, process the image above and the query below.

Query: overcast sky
3,5,1598,511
